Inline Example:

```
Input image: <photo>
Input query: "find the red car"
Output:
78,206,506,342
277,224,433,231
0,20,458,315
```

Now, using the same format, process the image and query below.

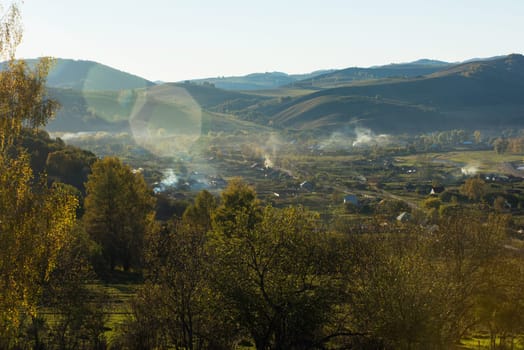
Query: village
118,130,524,233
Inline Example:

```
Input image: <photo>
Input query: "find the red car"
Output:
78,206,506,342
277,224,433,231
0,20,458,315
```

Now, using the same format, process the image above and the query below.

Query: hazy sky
15,0,523,82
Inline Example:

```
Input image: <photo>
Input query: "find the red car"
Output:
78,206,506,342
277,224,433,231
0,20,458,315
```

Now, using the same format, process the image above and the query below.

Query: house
484,174,511,183
430,186,445,195
343,194,359,206
208,176,227,188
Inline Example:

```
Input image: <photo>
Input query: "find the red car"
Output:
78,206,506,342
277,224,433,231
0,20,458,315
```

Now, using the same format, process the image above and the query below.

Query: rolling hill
43,54,524,137
231,54,524,133
292,59,452,89
46,82,269,133
20,58,155,91
188,70,335,90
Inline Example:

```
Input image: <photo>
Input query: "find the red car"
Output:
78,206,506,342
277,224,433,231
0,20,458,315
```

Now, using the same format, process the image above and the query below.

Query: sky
14,0,524,82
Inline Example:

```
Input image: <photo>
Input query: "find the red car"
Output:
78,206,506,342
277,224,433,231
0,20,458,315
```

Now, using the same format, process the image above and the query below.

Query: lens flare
129,84,202,157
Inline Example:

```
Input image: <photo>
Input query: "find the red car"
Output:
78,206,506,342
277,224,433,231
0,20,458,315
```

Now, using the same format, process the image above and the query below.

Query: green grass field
459,334,524,349
396,150,524,174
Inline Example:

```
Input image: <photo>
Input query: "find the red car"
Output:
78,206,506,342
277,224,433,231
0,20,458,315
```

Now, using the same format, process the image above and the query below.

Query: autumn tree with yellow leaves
0,2,90,347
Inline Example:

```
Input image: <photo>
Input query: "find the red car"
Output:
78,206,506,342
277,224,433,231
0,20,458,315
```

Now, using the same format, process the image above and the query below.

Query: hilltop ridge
18,58,155,91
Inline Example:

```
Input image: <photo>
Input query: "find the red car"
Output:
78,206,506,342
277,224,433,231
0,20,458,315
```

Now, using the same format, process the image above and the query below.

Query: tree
209,180,346,349
83,157,155,271
460,177,486,201
474,130,482,144
0,164,79,347
41,225,108,350
493,138,509,154
348,233,442,349
212,177,262,236
182,189,217,232
115,193,234,350
423,197,441,210
474,255,524,349
493,196,507,212
0,3,83,344
428,213,508,346
347,212,509,349
46,147,97,193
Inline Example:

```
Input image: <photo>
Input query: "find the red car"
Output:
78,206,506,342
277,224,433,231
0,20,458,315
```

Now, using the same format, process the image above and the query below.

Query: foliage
209,181,347,349
3,4,524,346
423,196,441,210
0,58,59,148
0,9,82,344
374,198,411,218
39,225,108,349
182,189,217,232
83,157,156,271
0,159,79,346
45,146,97,193
346,212,510,349
347,232,443,349
460,177,487,201
493,137,509,154
114,200,235,350
11,128,97,196
212,177,262,236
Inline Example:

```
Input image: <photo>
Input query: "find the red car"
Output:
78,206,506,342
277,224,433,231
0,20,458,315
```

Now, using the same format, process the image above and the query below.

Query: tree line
106,181,523,350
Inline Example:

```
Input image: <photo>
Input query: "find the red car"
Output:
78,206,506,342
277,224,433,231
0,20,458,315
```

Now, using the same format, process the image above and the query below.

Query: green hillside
21,58,155,91
239,54,524,133
45,55,524,136
172,82,269,109
270,95,441,133
47,88,137,131
47,83,270,134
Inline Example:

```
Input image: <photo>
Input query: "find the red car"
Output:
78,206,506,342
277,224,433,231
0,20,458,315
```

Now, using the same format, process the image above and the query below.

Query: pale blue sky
15,0,524,82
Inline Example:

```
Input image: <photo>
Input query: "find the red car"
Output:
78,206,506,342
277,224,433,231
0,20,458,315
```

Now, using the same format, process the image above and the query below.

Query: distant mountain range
184,60,456,90
291,59,453,89
8,54,523,136
12,57,456,92
188,70,336,90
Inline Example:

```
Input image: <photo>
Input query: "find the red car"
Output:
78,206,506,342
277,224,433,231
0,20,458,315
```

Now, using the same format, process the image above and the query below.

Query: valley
3,0,524,347
43,54,524,228
6,51,524,349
